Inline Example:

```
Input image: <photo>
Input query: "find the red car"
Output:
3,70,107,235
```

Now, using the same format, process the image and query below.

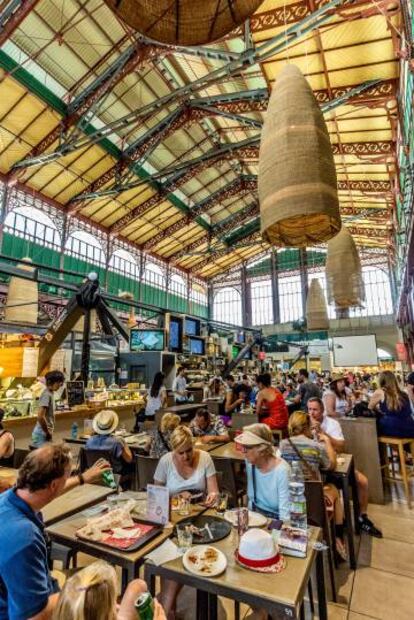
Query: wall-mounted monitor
130,329,165,352
332,334,378,367
169,317,183,353
185,317,200,336
189,336,205,356
236,331,245,344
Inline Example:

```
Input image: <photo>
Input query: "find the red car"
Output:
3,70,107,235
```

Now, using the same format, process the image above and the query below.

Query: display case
0,398,33,419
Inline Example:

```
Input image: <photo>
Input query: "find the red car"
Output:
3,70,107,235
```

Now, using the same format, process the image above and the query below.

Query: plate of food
183,545,227,577
223,509,268,528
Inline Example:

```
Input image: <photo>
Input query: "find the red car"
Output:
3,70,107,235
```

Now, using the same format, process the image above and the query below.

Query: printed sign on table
146,484,170,525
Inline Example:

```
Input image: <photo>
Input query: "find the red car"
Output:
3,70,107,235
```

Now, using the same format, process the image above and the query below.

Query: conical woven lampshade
4,258,38,325
119,291,136,328
103,0,263,45
258,64,341,247
306,278,329,331
326,228,365,309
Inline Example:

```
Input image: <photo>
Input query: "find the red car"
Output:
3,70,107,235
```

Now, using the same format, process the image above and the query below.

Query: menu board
66,381,85,407
22,348,39,378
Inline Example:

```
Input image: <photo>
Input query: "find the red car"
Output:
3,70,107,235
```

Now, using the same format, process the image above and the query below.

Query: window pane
251,279,273,325
213,287,242,325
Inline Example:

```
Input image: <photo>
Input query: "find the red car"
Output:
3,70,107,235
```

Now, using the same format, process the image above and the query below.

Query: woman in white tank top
323,374,352,418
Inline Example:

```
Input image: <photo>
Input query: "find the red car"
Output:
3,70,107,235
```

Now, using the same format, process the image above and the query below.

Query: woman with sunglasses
154,425,219,617
235,423,291,520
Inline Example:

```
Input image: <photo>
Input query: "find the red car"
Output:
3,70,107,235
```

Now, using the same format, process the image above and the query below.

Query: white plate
223,510,268,528
183,545,227,577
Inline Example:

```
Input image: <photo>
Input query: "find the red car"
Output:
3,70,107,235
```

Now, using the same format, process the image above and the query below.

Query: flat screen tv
185,318,200,336
169,317,182,352
130,329,165,352
189,336,205,356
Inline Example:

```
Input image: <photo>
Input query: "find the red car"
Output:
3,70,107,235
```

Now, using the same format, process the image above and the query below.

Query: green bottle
135,592,154,620
102,468,117,489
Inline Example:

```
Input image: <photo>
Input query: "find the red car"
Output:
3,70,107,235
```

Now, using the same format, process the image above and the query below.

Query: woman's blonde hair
379,371,406,412
170,425,193,452
288,411,311,437
243,423,274,458
160,412,181,434
53,561,117,620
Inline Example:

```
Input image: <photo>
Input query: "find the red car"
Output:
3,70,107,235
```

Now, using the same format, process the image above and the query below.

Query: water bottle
71,422,78,440
289,461,307,530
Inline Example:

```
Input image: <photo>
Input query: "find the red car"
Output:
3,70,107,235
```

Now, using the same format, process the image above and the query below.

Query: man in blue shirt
0,444,109,620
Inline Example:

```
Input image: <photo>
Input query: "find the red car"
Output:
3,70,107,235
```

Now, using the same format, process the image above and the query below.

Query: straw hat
235,529,284,573
330,373,345,385
92,410,119,435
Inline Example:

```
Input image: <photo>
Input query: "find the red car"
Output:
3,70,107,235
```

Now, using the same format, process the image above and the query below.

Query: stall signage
395,342,408,362
66,381,85,407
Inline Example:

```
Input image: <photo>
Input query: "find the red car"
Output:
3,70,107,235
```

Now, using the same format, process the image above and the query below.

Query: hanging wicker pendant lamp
104,0,264,46
325,228,365,309
258,64,341,247
4,258,38,325
306,278,329,331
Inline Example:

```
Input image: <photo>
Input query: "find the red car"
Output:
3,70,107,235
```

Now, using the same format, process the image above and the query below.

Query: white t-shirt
173,375,187,401
154,450,216,495
323,389,349,417
321,415,345,442
145,386,166,417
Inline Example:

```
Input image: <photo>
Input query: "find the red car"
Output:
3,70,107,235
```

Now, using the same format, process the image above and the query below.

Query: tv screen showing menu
189,336,205,356
130,329,165,352
185,318,200,336
169,317,182,352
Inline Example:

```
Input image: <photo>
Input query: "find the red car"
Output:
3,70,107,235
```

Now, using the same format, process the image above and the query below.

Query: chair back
79,447,115,472
231,412,257,431
212,457,239,508
13,448,29,468
136,455,159,490
305,479,328,533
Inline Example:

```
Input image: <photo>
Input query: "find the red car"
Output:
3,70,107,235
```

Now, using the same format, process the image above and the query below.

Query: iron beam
0,0,39,46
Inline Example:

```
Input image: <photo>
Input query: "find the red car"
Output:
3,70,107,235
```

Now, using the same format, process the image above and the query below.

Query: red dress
259,388,289,430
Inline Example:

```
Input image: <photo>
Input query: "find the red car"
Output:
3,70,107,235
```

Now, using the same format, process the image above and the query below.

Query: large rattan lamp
104,0,264,46
4,258,38,325
258,64,341,247
306,278,329,331
326,228,365,309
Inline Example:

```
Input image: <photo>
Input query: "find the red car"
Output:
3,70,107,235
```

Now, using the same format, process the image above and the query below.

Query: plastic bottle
289,461,307,530
71,422,78,440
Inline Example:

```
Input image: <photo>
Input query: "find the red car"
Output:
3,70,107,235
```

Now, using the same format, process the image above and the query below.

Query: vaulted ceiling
0,0,402,278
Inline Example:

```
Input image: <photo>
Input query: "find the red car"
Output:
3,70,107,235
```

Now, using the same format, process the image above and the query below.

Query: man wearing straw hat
86,410,134,481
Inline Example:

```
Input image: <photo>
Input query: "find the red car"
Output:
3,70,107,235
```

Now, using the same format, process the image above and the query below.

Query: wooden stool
378,436,414,508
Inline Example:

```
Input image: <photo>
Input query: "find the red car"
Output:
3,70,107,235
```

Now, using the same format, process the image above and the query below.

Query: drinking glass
176,524,193,551
215,492,229,515
178,496,191,516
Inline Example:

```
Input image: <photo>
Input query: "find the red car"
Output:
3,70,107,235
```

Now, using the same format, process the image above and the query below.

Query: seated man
86,410,133,480
0,444,111,619
190,408,230,444
307,397,382,538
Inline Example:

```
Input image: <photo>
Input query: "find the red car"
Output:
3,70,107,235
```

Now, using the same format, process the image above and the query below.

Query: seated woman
369,370,414,438
86,410,134,485
235,423,290,520
54,559,166,620
145,371,168,422
149,412,181,458
255,373,288,431
154,426,219,617
280,411,347,560
0,409,15,467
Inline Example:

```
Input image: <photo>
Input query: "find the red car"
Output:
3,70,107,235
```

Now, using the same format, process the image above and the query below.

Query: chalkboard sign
66,381,85,407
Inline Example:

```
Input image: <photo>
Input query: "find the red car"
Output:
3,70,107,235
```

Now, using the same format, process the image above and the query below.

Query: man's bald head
16,444,71,493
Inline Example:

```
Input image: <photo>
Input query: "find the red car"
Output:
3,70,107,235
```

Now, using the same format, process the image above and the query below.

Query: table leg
351,464,361,535
208,593,218,620
197,590,209,620
316,549,328,620
342,476,357,570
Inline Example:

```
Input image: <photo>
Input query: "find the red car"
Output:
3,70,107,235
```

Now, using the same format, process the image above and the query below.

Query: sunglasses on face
240,445,256,453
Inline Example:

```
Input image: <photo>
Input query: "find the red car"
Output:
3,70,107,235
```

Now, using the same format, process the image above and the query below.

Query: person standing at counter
145,372,168,421
31,371,65,448
172,367,188,403
0,409,15,467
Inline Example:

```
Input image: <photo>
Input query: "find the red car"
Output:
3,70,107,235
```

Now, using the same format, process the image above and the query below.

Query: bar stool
378,436,414,508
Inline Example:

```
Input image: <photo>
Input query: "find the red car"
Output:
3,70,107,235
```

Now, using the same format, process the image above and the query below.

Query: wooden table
339,417,383,504
46,493,207,590
144,524,326,620
193,439,229,453
43,484,113,526
0,467,17,485
210,442,244,461
324,453,360,570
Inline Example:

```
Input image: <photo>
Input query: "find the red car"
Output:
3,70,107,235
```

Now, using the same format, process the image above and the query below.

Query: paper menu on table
145,538,181,565
146,484,170,525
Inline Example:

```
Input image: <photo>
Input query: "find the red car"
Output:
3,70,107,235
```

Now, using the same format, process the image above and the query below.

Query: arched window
191,283,207,306
350,266,393,317
279,274,303,323
170,273,187,298
251,279,273,325
4,205,61,248
65,230,106,265
109,249,138,278
144,261,165,289
213,287,242,325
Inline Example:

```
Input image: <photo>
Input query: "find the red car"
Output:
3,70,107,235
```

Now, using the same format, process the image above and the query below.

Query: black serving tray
176,515,232,544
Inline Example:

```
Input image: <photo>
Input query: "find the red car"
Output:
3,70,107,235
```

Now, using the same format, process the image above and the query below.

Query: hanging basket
103,0,264,46
4,258,38,325
258,64,341,247
325,228,365,309
306,278,329,331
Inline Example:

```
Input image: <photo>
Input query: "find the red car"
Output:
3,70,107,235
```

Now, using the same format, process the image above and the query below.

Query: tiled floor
56,480,414,619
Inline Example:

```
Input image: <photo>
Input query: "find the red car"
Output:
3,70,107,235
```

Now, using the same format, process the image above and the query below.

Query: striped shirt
279,435,330,478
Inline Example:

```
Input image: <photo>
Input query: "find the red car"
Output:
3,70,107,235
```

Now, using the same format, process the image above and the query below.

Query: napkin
145,539,182,566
